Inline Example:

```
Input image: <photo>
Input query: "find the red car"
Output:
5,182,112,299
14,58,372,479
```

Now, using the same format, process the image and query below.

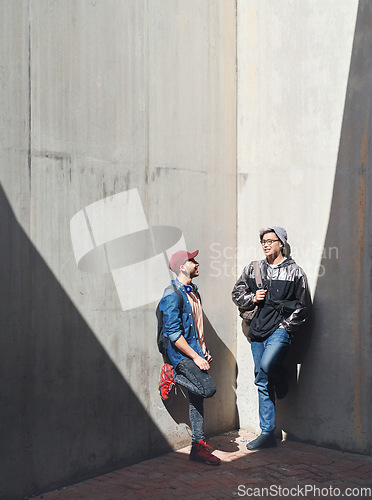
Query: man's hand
173,335,211,371
253,289,267,303
194,354,210,371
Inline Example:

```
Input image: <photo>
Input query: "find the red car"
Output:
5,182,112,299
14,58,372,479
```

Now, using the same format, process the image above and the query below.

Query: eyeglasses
261,239,280,247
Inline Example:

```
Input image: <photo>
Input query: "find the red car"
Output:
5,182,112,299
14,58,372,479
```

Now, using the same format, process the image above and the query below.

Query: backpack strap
252,261,263,289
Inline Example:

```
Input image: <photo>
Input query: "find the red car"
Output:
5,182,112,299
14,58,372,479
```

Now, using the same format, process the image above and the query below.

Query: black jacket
232,257,312,341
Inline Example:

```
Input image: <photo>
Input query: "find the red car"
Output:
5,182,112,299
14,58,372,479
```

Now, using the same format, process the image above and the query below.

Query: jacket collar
172,278,198,292
264,256,294,268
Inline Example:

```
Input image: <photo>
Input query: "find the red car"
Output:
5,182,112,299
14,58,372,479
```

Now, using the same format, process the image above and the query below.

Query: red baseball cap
168,250,199,272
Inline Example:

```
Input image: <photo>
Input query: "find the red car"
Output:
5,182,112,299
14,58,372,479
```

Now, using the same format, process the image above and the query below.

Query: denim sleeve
160,291,183,342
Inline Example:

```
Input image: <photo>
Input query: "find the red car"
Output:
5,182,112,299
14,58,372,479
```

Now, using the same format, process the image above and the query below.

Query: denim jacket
159,279,205,368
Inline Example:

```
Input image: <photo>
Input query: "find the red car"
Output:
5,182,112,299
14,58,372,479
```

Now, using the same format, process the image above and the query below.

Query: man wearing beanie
232,227,312,450
158,250,220,465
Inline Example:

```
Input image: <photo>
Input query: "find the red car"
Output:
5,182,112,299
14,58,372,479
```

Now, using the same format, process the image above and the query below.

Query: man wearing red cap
158,250,220,465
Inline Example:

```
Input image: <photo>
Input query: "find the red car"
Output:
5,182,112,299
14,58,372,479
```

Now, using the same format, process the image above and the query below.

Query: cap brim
188,250,199,260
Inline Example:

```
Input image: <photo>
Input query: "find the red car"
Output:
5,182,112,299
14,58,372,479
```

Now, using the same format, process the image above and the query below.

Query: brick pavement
30,430,372,499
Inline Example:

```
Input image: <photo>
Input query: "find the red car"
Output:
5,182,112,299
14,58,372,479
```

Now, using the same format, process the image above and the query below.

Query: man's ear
179,263,189,276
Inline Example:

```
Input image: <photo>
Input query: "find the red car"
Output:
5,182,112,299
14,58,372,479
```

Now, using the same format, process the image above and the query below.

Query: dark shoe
275,374,288,400
190,440,221,465
246,433,277,450
158,363,175,400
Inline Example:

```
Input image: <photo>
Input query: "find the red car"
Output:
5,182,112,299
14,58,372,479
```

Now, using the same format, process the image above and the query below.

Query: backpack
156,284,184,356
238,261,263,326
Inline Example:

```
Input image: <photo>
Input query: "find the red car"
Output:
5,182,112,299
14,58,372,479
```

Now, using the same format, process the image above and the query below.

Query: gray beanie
259,226,288,246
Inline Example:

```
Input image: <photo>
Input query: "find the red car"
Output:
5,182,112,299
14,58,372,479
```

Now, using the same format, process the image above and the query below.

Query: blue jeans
251,328,291,434
175,358,216,443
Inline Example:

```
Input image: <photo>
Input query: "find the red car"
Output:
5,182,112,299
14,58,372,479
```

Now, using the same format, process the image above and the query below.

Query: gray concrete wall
277,0,372,454
0,1,236,499
236,0,372,455
1,0,372,498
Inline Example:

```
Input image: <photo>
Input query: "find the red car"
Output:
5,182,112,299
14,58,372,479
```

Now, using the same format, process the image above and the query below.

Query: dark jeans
175,358,216,443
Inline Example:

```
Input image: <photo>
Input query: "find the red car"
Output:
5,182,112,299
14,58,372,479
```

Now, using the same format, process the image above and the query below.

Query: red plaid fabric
158,363,175,400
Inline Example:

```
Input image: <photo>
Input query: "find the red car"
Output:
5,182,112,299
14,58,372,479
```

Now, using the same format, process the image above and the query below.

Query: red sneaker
158,363,175,400
200,441,214,452
189,440,221,465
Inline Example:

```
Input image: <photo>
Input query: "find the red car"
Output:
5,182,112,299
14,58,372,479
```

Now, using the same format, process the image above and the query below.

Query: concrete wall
1,0,372,498
0,1,236,499
237,0,372,455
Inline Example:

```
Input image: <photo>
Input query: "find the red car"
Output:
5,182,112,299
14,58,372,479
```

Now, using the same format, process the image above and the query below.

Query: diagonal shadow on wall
0,184,173,500
277,0,372,455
